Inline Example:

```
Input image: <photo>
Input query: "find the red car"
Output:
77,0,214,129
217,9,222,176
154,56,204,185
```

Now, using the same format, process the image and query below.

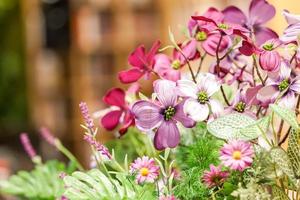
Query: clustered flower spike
79,101,94,130
40,127,56,146
84,134,112,160
20,133,37,159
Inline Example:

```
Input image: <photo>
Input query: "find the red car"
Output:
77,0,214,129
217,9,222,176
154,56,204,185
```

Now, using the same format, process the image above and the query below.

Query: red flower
101,88,134,136
118,41,161,84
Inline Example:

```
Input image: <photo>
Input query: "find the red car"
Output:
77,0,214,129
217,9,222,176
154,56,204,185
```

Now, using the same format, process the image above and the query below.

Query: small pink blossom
202,164,229,188
20,133,37,159
220,140,254,171
130,156,159,184
159,195,178,200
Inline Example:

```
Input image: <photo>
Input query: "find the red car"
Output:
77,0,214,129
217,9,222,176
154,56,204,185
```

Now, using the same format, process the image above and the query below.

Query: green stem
55,139,84,171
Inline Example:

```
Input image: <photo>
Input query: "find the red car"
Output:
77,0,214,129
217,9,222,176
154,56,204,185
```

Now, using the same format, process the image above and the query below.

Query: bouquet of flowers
2,0,300,199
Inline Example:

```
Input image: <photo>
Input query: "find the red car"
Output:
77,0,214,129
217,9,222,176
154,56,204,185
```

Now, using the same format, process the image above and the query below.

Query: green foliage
174,128,222,200
105,127,156,164
207,113,268,140
287,128,300,178
0,160,70,199
231,180,271,200
271,185,290,200
270,104,299,129
63,169,156,200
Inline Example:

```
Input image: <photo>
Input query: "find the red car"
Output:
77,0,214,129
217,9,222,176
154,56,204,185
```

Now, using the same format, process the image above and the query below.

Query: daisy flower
202,164,229,188
130,156,160,184
220,140,254,171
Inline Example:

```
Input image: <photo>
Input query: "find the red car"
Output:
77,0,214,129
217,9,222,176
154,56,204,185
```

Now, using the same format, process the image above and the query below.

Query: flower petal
154,121,180,150
131,100,162,130
249,0,275,25
103,88,125,107
153,54,180,82
146,40,161,64
290,77,300,94
128,45,146,68
118,68,144,84
174,100,196,128
257,85,280,103
279,92,297,109
101,110,122,130
254,27,278,46
198,73,220,97
209,99,224,118
222,6,247,25
177,79,198,98
183,98,209,122
154,79,177,106
283,10,300,25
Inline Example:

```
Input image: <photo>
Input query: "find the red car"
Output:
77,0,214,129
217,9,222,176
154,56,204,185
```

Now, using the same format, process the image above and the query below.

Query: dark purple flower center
163,106,176,121
278,79,289,91
196,31,207,41
262,43,274,51
198,91,208,104
235,101,246,113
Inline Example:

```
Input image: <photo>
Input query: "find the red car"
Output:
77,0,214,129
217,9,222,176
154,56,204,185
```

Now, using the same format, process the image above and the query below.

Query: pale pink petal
279,92,297,109
283,10,300,25
209,99,224,118
177,79,198,98
183,98,209,122
154,80,177,106
173,100,196,128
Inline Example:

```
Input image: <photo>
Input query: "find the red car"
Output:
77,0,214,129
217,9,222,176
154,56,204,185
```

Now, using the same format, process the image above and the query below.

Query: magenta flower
118,41,160,83
223,0,277,45
131,80,195,150
257,61,300,109
177,74,223,122
101,88,135,136
220,140,254,171
191,8,249,37
130,156,159,184
202,164,229,188
188,8,231,56
153,39,199,81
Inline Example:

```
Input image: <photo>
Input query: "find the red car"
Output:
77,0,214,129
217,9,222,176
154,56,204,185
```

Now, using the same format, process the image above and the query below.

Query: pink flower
153,40,199,81
20,133,37,159
79,102,95,130
118,41,160,83
101,88,134,136
131,80,195,150
84,134,112,160
159,195,178,200
220,140,254,171
281,10,300,43
223,0,277,45
40,127,56,146
202,164,229,188
188,8,231,56
130,156,159,184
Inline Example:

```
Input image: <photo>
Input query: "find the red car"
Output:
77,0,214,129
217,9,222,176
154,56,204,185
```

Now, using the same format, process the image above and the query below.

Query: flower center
195,31,207,41
232,151,242,160
171,60,181,70
163,106,176,121
218,23,229,30
278,79,289,91
235,101,246,113
197,91,208,104
140,167,149,176
262,43,274,51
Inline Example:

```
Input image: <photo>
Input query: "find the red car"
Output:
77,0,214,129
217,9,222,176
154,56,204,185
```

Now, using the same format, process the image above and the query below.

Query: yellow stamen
232,151,242,160
140,167,149,176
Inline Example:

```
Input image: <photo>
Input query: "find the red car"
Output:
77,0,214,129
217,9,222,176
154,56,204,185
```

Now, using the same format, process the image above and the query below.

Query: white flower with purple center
130,156,159,184
177,73,223,121
131,80,195,150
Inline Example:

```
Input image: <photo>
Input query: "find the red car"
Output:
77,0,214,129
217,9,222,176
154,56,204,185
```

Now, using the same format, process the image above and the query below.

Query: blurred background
0,0,299,178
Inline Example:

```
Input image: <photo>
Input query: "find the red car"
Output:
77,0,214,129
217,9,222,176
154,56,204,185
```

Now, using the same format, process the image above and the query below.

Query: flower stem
220,85,230,106
195,52,206,77
253,55,265,85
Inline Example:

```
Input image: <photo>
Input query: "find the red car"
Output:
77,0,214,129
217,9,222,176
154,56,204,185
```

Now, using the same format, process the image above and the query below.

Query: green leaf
269,147,296,184
270,104,299,129
207,113,265,140
287,128,300,178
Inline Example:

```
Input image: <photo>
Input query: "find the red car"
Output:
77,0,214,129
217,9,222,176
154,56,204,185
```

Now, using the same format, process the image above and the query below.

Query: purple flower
40,127,56,146
223,0,278,45
20,133,37,159
153,39,199,81
177,73,223,122
281,10,300,43
118,41,160,83
257,61,300,109
84,134,112,160
79,102,94,130
131,80,195,150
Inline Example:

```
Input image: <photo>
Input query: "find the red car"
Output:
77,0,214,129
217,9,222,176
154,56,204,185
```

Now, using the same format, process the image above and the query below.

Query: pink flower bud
259,50,280,72
20,133,37,159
